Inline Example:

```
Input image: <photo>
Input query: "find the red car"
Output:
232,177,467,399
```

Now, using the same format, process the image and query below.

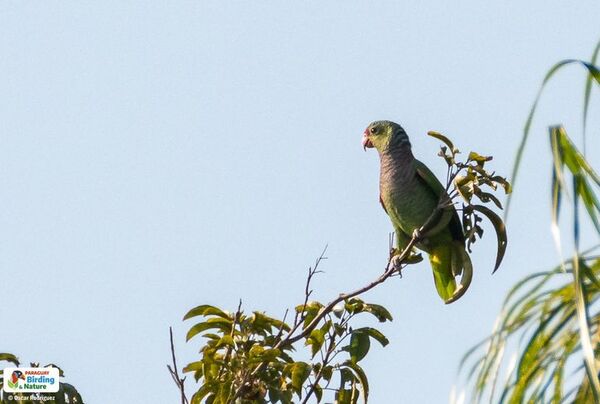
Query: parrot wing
415,160,472,303
414,159,464,243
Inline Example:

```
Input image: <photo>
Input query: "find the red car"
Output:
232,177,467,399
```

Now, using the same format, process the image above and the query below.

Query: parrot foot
387,248,423,275
387,255,403,277
412,228,422,240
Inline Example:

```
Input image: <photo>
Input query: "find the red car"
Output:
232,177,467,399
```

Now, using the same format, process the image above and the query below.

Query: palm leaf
505,48,600,218
461,253,600,403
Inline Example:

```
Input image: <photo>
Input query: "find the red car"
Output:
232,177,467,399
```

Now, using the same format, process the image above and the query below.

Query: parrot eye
370,127,377,134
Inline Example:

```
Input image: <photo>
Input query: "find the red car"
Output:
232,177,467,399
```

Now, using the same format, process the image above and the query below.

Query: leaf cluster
183,298,392,404
550,126,600,240
461,254,600,403
429,131,510,273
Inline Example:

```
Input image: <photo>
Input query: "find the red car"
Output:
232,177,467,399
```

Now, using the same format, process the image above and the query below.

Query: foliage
182,297,391,404
0,354,84,404
461,41,600,403
176,131,509,403
430,130,510,272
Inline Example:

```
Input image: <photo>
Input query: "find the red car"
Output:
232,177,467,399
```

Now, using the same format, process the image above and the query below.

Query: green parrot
362,120,472,304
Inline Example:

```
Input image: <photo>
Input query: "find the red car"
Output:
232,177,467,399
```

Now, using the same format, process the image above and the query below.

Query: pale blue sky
1,2,599,403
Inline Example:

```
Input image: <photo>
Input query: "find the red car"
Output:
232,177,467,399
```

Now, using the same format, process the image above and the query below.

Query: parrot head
362,120,411,153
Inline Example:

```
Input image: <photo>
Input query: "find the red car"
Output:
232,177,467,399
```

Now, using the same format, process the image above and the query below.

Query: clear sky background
1,2,599,403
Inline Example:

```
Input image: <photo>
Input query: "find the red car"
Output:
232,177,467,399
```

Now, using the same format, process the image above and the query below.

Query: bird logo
7,370,25,389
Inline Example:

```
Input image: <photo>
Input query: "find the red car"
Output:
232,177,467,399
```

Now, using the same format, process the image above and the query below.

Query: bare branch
168,327,189,404
294,246,328,329
231,186,453,401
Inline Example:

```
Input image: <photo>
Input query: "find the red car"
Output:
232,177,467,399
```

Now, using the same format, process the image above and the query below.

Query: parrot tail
429,241,473,304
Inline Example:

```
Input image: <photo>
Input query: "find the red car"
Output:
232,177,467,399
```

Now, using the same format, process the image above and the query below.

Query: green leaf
583,41,600,142
322,365,334,382
575,174,600,234
0,353,19,366
470,204,507,273
295,300,323,313
44,363,65,377
561,128,600,186
336,389,353,404
215,335,234,348
183,360,204,374
269,387,281,403
291,362,311,396
183,304,231,321
468,151,493,165
347,330,371,364
506,58,600,218
344,298,365,314
455,173,477,203
339,367,355,388
60,382,84,404
334,323,346,336
551,163,562,227
217,380,233,403
428,130,457,154
191,383,213,404
253,348,282,363
357,327,389,347
571,253,600,401
201,333,221,340
438,145,455,167
475,191,503,209
186,318,233,341
252,311,291,333
362,304,393,322
279,388,293,404
313,383,323,402
307,328,326,358
249,344,265,357
296,301,324,330
342,361,370,403
491,175,512,194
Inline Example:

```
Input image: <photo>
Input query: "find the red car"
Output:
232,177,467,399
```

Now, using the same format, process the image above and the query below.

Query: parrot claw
386,248,423,275
387,255,404,277
412,228,422,240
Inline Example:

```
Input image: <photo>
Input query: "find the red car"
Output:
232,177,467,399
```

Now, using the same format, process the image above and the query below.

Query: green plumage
363,120,472,304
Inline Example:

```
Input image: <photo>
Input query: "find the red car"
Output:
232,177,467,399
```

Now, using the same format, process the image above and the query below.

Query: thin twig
294,246,328,329
302,322,338,404
274,308,290,342
233,248,329,401
167,327,189,404
303,311,354,404
219,300,243,380
286,233,418,345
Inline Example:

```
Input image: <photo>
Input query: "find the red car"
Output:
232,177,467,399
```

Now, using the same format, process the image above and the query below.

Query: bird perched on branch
363,120,472,304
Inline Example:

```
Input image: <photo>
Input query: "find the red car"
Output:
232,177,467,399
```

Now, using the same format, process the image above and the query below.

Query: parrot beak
362,130,373,151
